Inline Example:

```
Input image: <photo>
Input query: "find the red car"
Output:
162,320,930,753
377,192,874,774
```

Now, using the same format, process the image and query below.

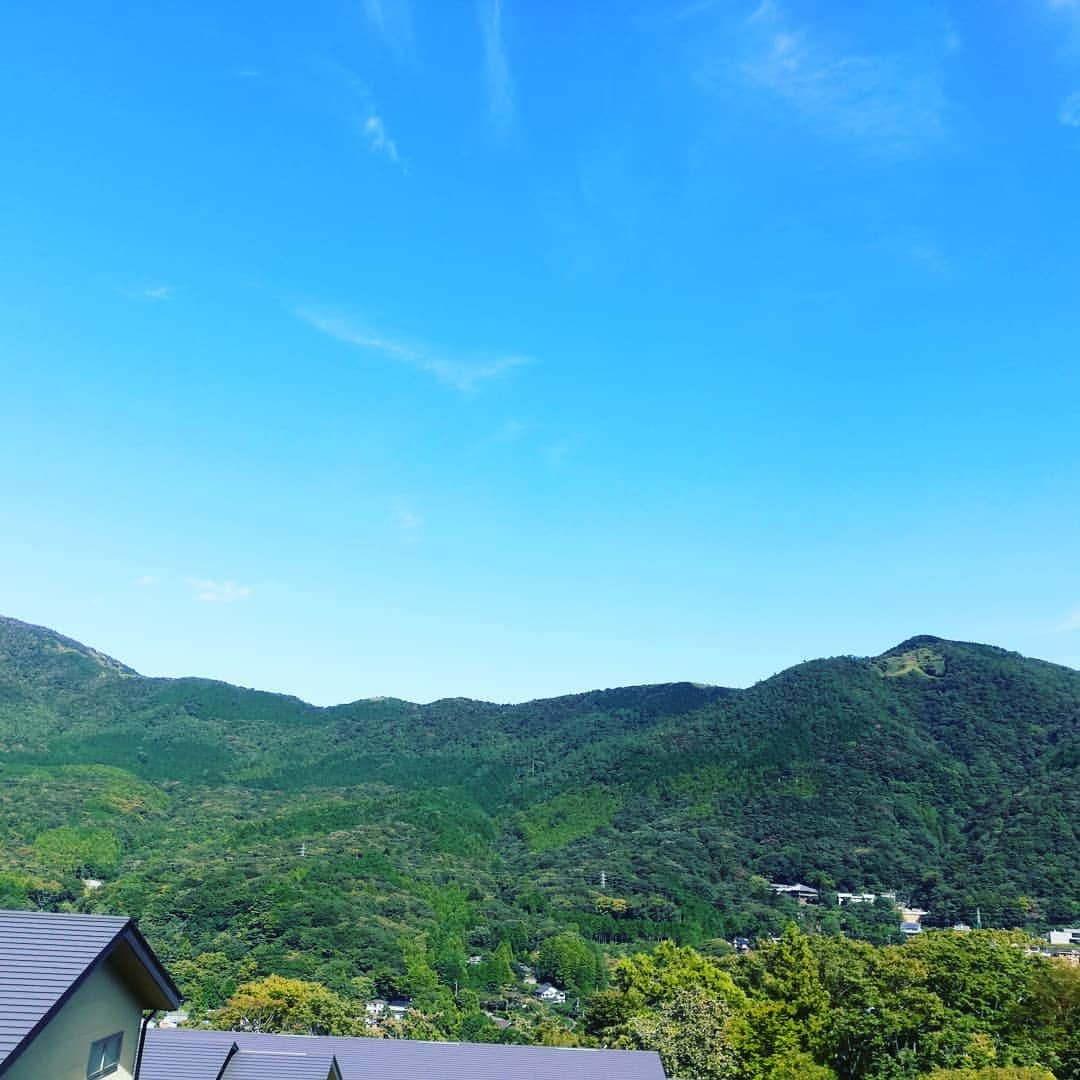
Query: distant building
536,984,567,1004
1048,929,1080,946
153,1010,189,1030
386,998,411,1021
900,922,923,936
769,883,819,905
900,907,929,925
836,892,877,905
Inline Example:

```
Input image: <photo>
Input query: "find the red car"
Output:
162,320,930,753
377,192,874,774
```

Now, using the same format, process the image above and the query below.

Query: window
87,1032,123,1079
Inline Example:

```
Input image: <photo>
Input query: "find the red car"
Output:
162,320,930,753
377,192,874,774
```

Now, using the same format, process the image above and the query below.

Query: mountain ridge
10,609,1073,707
0,613,1076,1005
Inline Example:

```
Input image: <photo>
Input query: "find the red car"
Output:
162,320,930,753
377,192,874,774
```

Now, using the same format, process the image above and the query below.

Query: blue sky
1,0,1078,704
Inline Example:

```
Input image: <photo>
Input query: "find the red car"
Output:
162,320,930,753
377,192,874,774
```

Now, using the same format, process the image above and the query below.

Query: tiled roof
143,1027,666,1080
223,1048,340,1079
140,1030,236,1079
0,909,180,1075
0,911,131,1070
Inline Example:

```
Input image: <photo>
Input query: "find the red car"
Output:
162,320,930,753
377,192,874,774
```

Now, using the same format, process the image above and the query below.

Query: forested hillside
0,615,1077,1022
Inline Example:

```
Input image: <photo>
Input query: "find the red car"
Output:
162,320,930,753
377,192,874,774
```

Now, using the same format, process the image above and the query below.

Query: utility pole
600,870,606,890
300,842,307,858
976,906,982,929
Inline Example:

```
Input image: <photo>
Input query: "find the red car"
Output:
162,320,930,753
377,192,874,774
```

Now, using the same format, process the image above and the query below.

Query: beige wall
6,958,142,1080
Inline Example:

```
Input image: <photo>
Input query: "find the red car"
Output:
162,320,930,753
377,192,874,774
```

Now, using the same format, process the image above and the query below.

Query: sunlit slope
1,616,1076,947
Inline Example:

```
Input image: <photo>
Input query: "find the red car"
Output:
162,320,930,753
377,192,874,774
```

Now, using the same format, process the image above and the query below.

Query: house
900,906,928,925
0,909,180,1080
900,922,923,936
0,909,665,1079
386,998,411,1021
153,1010,189,1030
836,892,877,905
1048,929,1080,946
363,999,387,1019
536,984,567,1004
769,882,819,905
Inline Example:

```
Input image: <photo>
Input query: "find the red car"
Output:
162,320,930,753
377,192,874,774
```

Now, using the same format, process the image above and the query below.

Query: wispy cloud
1060,90,1080,126
393,497,423,542
187,578,253,603
1056,607,1080,632
700,1,950,156
496,418,529,442
362,113,400,162
294,307,532,390
134,575,158,587
310,58,405,167
364,0,416,62
1047,0,1080,48
908,242,950,275
479,0,515,134
365,0,389,32
119,282,175,302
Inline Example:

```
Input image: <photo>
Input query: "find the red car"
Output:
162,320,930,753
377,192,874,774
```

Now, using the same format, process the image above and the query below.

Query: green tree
402,938,441,1002
586,941,749,1068
537,933,600,997
629,989,742,1080
33,826,120,877
171,951,255,1015
736,924,833,1072
212,975,360,1036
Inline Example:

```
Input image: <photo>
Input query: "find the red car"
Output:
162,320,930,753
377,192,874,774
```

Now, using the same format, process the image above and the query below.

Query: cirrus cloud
1060,90,1080,126
695,1,952,156
294,307,533,391
188,578,253,603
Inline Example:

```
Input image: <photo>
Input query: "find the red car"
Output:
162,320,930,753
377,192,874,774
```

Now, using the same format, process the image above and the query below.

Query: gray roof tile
140,1030,236,1080
0,910,131,1069
143,1028,666,1080
223,1048,339,1079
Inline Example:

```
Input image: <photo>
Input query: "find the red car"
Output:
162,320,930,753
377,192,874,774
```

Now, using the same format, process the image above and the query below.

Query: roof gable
222,1048,341,1080
0,909,180,1074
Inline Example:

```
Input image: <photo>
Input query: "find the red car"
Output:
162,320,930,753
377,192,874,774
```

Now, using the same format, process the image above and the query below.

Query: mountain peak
886,634,945,652
0,614,138,683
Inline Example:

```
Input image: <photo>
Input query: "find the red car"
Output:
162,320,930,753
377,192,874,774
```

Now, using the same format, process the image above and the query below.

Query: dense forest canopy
0,615,1077,1076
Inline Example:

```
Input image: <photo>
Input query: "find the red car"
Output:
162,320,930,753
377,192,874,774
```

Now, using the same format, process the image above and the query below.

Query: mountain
0,614,1077,1006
